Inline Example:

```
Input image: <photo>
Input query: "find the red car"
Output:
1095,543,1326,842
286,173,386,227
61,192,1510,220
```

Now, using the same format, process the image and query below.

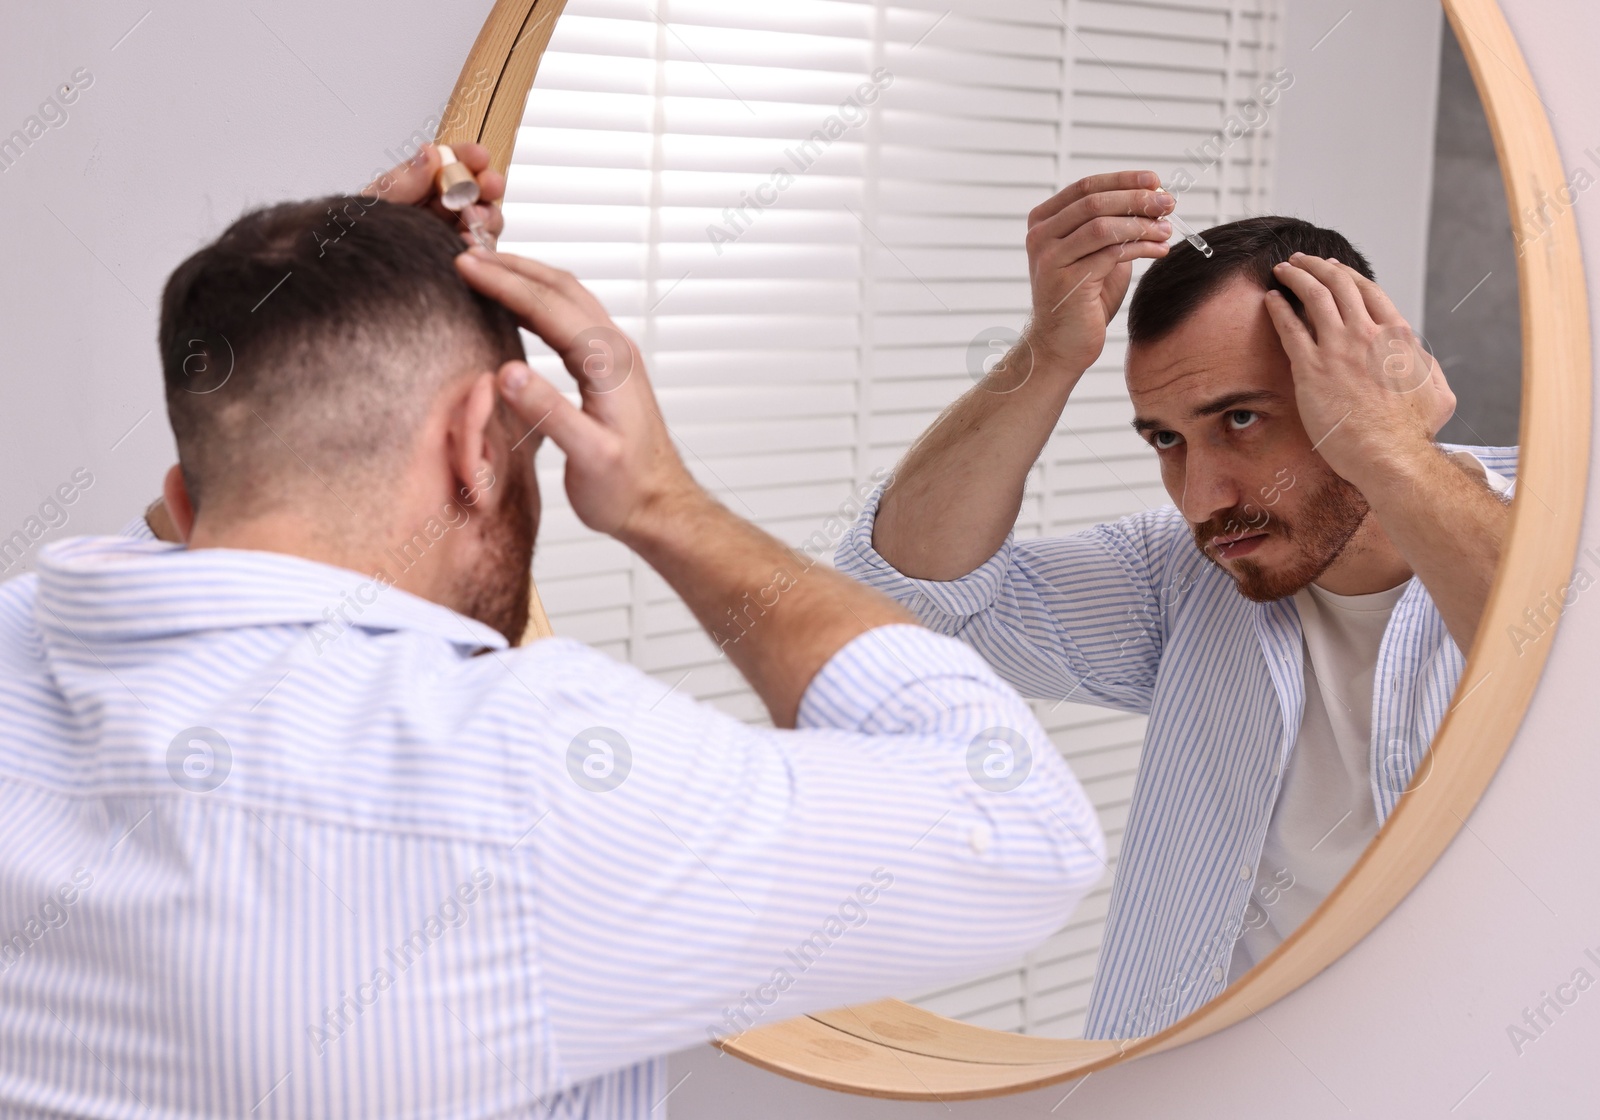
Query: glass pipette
1158,186,1213,258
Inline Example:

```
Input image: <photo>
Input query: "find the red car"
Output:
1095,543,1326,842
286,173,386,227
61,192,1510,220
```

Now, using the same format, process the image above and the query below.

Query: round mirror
441,0,1587,1097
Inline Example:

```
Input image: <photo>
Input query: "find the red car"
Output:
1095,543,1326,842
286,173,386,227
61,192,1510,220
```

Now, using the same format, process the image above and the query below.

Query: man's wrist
1017,326,1093,386
615,479,721,560
972,331,1083,420
1349,437,1456,516
1318,411,1433,494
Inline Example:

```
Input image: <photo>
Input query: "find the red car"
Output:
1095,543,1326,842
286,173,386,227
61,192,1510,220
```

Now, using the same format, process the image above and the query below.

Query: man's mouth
1210,531,1269,560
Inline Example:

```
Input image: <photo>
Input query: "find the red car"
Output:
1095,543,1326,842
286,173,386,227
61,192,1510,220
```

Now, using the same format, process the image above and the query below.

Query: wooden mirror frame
439,0,1591,1098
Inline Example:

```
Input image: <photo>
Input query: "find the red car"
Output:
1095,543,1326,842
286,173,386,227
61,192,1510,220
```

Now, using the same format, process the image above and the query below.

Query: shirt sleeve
833,480,1192,713
118,513,158,541
496,625,1105,1083
1443,448,1515,498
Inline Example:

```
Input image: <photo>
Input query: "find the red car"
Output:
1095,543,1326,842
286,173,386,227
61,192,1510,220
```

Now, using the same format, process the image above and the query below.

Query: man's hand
364,142,506,250
1264,253,1457,489
1267,252,1506,651
1022,170,1174,374
454,247,701,541
871,171,1173,579
457,246,915,727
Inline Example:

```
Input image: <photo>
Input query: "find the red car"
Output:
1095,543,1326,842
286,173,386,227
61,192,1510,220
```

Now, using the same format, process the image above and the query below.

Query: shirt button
969,823,992,855
1211,966,1225,983
1238,864,1252,881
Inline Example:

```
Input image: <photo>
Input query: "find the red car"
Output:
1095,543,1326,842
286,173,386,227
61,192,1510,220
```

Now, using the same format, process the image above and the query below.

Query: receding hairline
1124,273,1296,435
1124,214,1374,347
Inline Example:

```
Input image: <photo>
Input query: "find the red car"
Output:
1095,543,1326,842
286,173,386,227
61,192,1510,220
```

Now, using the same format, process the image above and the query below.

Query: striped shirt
835,444,1517,1040
0,525,1104,1118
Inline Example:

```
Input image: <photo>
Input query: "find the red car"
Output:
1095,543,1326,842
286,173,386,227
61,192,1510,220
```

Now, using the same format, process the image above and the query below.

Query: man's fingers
1345,264,1404,324
451,142,492,174
1288,253,1371,326
363,147,436,205
1043,238,1171,305
449,143,506,206
1029,170,1163,225
1061,215,1173,261
1263,288,1315,363
457,247,582,334
475,170,507,208
479,249,612,320
454,199,506,248
1029,188,1174,246
1270,259,1342,338
498,361,613,465
452,144,507,203
457,249,639,393
362,142,505,224
1062,238,1170,294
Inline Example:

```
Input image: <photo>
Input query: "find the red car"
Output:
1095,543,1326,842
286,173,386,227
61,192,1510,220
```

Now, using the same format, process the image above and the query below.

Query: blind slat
511,0,1280,1038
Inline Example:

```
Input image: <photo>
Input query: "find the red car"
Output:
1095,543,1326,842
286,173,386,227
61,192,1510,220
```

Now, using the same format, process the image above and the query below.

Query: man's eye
1151,431,1181,450
1227,410,1259,430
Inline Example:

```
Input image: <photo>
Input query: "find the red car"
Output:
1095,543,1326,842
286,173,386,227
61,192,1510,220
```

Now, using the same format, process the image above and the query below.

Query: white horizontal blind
501,0,1279,1039
900,0,1283,1038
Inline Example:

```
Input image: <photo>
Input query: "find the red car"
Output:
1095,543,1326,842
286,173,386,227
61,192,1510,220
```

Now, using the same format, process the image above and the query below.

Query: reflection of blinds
503,0,1279,1038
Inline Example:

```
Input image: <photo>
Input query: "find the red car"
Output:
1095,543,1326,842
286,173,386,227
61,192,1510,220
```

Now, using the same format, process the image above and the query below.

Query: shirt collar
33,534,509,653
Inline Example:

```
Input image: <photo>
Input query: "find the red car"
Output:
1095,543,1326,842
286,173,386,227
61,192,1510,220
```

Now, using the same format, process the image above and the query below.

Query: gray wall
1271,1,1522,449
1427,26,1524,447
1272,0,1443,329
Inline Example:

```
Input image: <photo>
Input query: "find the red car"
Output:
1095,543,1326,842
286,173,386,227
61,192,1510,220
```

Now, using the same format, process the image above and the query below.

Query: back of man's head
159,197,524,523
1127,214,1373,345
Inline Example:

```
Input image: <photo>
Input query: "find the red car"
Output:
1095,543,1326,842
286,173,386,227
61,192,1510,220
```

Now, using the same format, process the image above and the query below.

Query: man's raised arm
455,247,914,728
1265,253,1510,650
871,170,1174,580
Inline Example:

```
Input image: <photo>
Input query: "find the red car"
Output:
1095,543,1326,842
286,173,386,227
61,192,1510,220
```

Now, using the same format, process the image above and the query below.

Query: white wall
666,0,1600,1114
3,0,1596,1114
0,0,493,555
1272,0,1444,327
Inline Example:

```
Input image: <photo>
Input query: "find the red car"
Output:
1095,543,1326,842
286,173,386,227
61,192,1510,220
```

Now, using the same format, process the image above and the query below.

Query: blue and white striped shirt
836,444,1517,1040
0,526,1104,1118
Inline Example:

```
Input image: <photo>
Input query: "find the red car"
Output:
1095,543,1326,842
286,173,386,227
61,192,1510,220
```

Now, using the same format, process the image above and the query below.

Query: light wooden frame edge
437,0,1591,1099
437,0,570,644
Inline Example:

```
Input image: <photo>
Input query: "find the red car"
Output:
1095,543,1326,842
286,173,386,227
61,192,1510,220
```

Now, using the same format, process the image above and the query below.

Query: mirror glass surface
500,0,1520,1040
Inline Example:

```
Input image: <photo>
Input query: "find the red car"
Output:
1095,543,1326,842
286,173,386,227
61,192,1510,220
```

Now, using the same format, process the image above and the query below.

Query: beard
1191,472,1370,602
454,456,537,646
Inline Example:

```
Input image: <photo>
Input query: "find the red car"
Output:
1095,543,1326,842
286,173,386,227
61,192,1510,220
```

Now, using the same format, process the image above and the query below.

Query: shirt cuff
119,512,159,541
833,480,1016,624
796,622,1012,733
1444,449,1514,497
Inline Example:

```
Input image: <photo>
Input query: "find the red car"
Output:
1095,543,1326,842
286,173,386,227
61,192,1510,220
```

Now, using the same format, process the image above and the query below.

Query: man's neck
1310,513,1413,596
186,510,457,606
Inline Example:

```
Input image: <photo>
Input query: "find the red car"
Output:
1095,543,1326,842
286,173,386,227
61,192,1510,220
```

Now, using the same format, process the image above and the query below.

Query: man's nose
1178,454,1245,527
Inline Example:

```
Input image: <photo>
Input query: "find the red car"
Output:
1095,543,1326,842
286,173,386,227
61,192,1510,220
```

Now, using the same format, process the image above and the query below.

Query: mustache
1191,505,1287,550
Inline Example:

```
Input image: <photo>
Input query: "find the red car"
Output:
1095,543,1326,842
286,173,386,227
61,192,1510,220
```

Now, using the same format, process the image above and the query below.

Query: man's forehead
1124,276,1288,406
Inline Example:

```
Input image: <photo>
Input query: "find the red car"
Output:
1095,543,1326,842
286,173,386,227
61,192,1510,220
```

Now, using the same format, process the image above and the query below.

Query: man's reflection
837,170,1514,1039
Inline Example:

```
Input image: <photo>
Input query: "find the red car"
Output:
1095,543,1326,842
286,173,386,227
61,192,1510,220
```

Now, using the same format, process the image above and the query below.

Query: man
837,170,1514,1040
0,155,1105,1117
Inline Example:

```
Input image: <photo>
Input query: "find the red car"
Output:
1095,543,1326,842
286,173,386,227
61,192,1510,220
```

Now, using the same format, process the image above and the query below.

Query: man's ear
447,372,503,511
159,465,195,543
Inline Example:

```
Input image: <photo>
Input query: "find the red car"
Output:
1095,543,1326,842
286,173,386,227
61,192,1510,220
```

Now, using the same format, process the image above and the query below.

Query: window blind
501,0,1281,1038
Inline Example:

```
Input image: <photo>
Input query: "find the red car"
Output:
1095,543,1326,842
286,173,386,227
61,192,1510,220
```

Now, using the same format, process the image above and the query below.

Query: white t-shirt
1228,579,1405,980
1227,452,1512,981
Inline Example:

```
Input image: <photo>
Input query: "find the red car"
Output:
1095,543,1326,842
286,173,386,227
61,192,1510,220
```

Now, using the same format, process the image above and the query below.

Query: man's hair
1126,215,1373,346
159,196,524,516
